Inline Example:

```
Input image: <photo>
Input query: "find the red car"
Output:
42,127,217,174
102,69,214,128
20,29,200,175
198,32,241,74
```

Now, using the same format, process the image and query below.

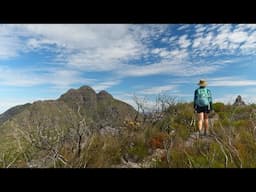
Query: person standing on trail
194,80,213,137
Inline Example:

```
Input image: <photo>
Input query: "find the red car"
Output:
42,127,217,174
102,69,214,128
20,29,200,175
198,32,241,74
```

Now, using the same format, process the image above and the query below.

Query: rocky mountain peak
97,90,113,99
233,95,246,106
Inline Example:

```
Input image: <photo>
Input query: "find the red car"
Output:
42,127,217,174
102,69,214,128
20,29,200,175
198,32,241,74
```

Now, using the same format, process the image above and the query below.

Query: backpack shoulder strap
206,88,211,96
198,87,205,94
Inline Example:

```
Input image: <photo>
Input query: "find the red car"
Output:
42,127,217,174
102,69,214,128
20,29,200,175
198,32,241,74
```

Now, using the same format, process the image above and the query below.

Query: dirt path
185,132,216,147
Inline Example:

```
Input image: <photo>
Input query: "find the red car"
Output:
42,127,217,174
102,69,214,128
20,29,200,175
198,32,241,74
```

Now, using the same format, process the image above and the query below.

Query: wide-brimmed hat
198,79,207,86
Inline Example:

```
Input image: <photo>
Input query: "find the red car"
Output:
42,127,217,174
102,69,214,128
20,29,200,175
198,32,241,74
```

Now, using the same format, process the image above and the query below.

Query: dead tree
133,94,147,124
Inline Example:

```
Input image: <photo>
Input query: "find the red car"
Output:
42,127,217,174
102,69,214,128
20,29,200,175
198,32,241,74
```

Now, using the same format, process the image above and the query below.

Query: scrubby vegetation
0,87,256,168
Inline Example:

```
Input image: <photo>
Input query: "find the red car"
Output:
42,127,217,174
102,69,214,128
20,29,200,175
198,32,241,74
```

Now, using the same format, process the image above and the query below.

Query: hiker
194,80,213,137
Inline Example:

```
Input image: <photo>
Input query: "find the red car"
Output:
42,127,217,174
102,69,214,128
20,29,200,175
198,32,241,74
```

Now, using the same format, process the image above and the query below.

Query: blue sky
1,24,256,113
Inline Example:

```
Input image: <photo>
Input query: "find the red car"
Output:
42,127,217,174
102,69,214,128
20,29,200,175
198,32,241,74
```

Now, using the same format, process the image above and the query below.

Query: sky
0,24,256,113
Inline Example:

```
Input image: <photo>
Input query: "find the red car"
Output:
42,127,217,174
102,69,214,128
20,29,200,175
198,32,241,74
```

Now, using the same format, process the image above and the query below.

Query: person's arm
210,101,213,111
194,89,197,110
208,89,213,111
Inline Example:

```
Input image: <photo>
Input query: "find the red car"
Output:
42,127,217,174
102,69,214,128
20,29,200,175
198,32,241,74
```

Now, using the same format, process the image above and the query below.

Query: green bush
213,102,225,113
127,143,148,161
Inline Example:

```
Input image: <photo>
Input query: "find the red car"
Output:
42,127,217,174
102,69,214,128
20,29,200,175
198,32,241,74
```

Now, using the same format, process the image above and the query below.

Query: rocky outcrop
233,95,246,106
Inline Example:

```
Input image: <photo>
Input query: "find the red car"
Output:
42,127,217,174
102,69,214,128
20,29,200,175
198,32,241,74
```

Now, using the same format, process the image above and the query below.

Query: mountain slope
0,85,137,128
0,86,138,156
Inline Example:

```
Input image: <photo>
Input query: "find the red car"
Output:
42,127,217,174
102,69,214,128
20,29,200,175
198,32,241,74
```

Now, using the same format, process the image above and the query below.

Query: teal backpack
195,88,211,107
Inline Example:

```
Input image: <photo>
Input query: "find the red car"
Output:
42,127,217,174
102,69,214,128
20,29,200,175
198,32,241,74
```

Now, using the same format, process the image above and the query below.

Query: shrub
127,142,148,161
148,132,169,149
213,102,225,113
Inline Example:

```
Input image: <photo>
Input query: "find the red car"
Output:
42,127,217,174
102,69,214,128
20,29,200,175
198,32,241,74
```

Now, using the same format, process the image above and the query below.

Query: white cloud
0,66,95,88
92,80,121,92
67,52,121,72
0,24,158,84
159,49,170,57
118,61,180,77
205,24,219,32
195,24,207,33
192,36,202,48
177,25,189,31
153,48,188,59
2,24,256,83
211,80,256,87
20,24,129,49
228,31,248,43
4,24,256,112
168,36,178,44
1,24,145,63
130,24,169,42
209,76,256,87
239,31,256,53
20,24,145,71
117,53,226,78
161,37,169,43
0,67,45,86
168,49,188,59
0,25,23,59
213,32,230,50
151,48,163,54
178,35,191,48
48,69,95,87
201,32,213,46
139,85,177,95
0,36,21,58
216,24,232,34
191,24,256,57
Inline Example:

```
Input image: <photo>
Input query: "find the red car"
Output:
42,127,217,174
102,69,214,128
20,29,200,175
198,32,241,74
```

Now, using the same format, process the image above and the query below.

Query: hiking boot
205,130,211,137
198,131,204,138
204,130,210,137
